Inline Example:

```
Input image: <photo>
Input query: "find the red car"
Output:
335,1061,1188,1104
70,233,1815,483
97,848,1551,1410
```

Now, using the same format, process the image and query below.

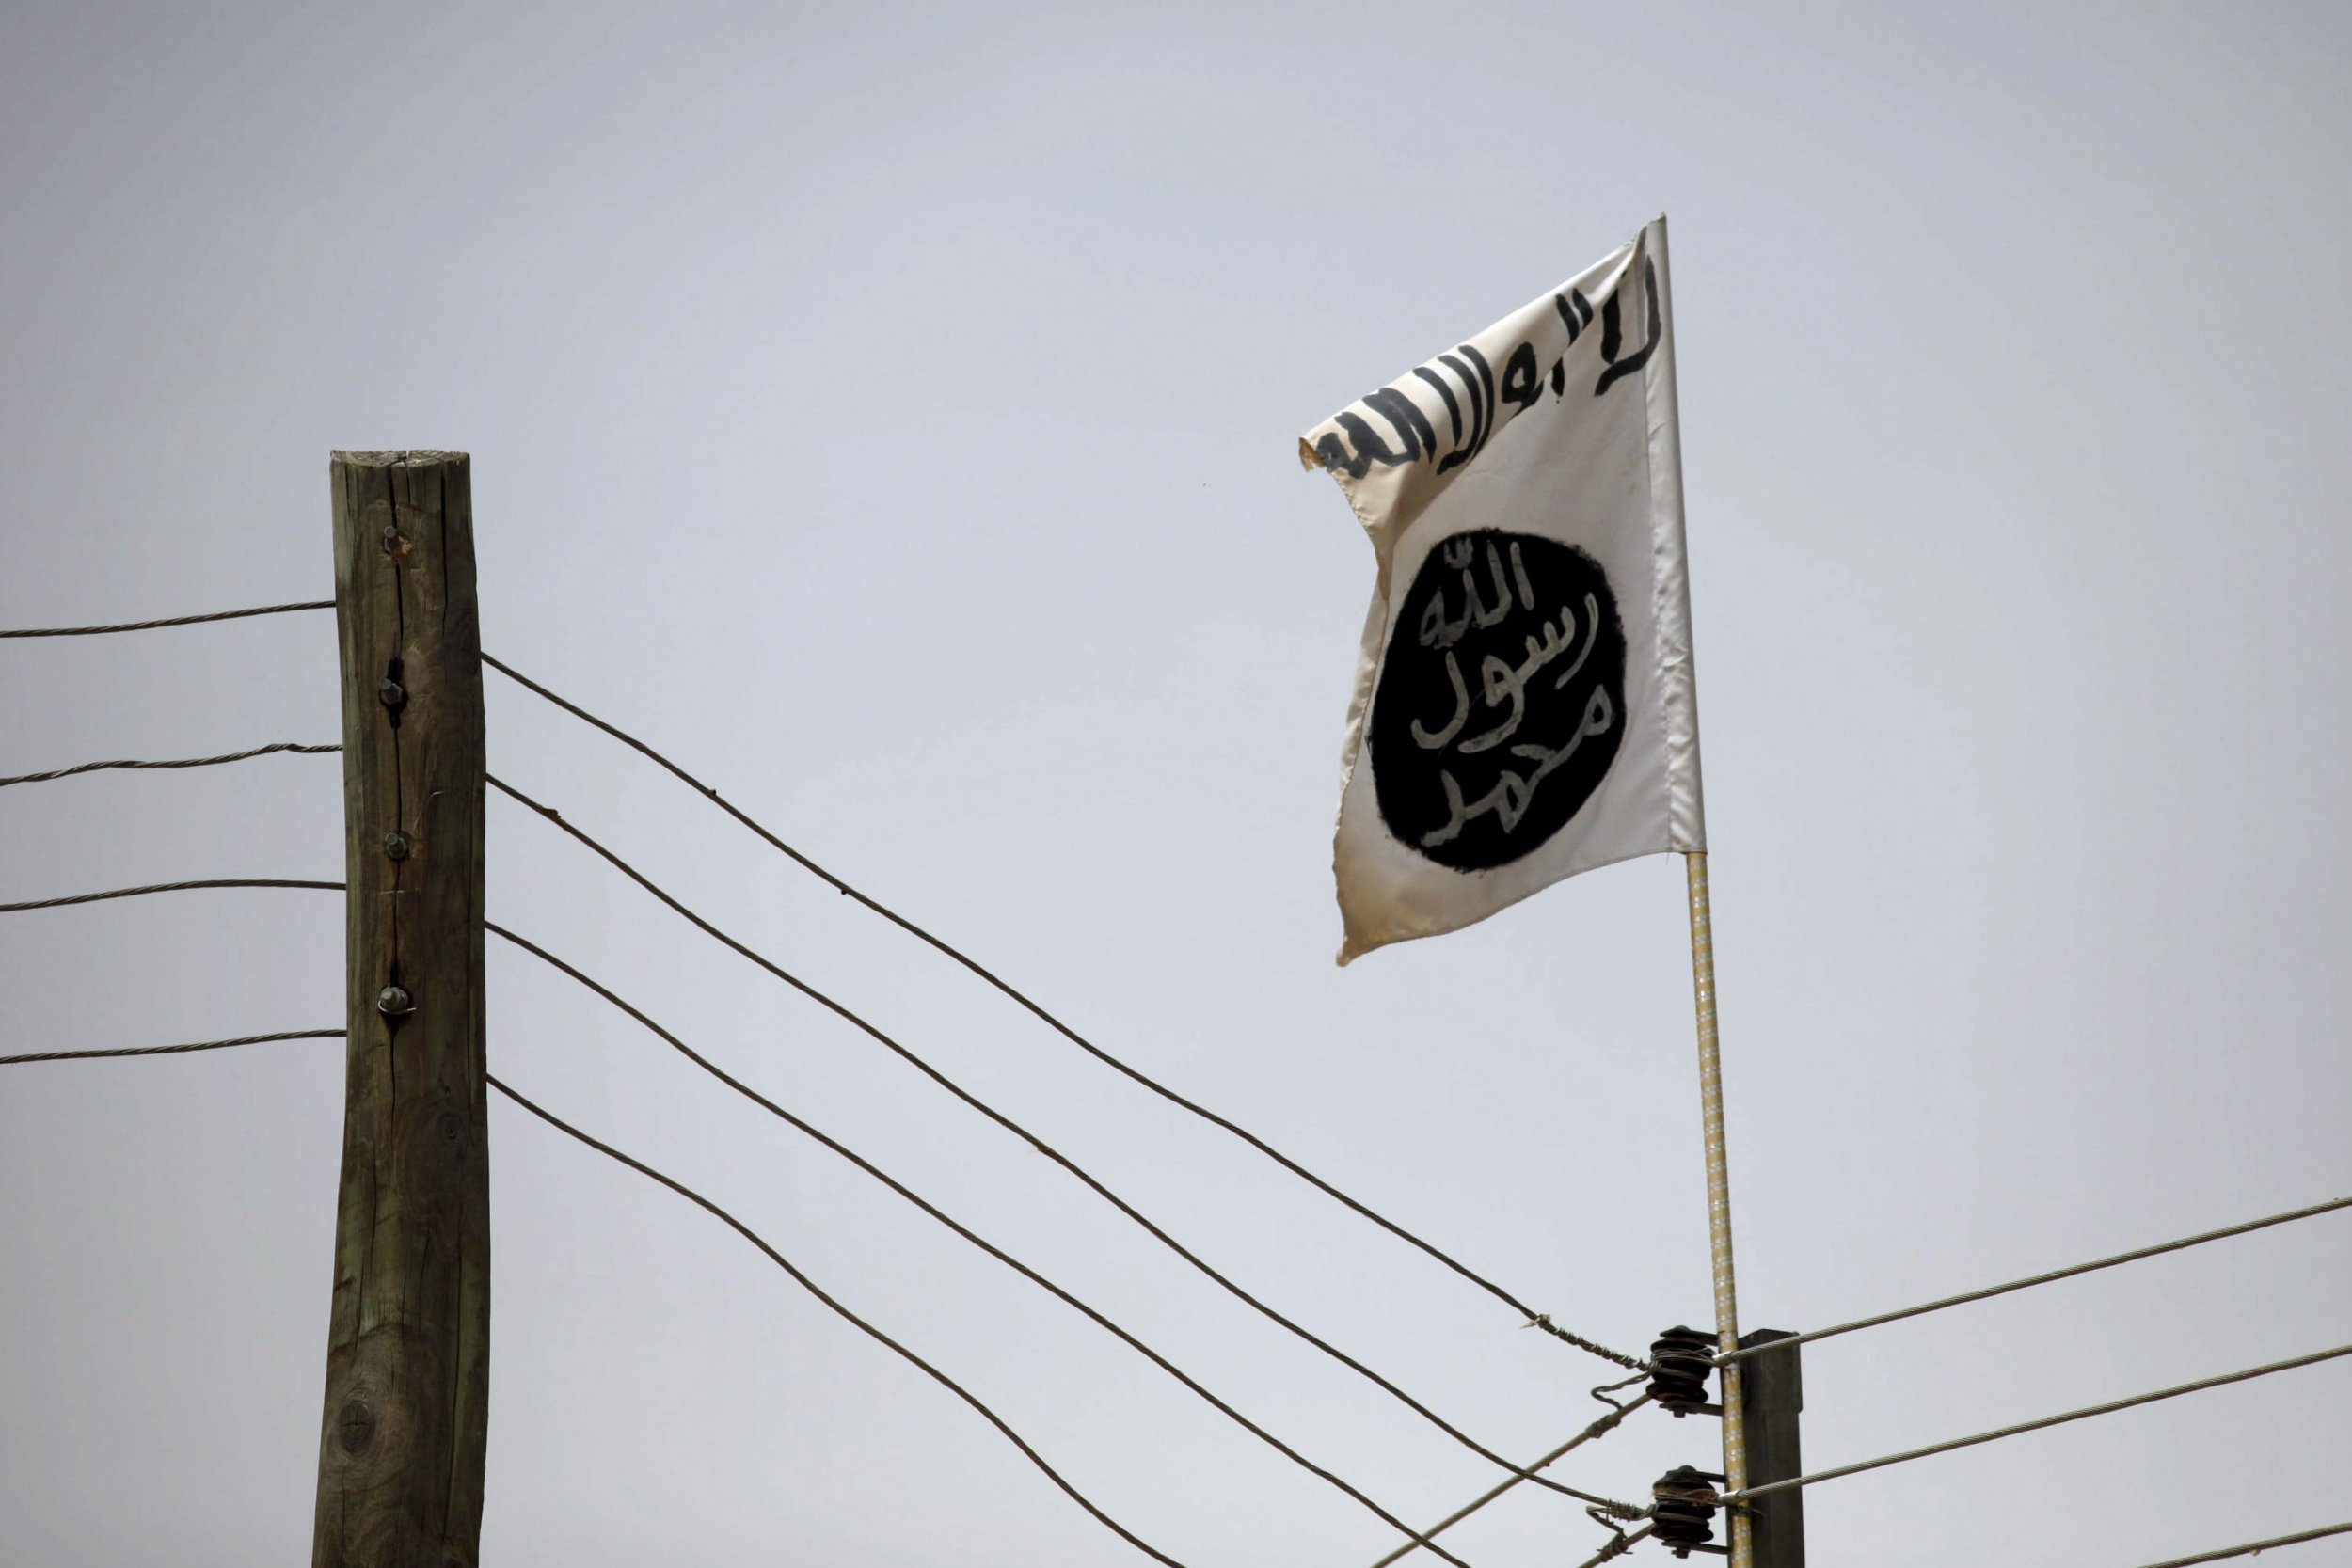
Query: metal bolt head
378,678,406,708
380,524,404,553
383,831,410,861
376,985,414,1016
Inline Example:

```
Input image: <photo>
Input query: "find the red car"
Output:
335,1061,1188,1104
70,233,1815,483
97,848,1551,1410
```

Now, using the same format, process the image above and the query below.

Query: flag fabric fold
1302,216,1704,963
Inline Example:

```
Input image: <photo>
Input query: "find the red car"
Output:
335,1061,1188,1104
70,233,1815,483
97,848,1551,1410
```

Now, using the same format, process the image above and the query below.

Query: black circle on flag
1369,530,1627,872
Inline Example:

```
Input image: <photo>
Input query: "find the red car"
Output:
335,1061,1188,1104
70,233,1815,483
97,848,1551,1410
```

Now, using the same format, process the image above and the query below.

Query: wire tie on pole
1585,1524,1655,1566
1590,1368,1650,1411
1523,1311,1650,1370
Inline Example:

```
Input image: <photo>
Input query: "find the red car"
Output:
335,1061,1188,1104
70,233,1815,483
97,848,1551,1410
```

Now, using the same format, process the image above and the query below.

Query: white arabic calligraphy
1412,589,1602,755
1408,651,1471,750
1458,594,1599,754
1402,534,1619,847
1420,685,1616,849
1416,539,1525,652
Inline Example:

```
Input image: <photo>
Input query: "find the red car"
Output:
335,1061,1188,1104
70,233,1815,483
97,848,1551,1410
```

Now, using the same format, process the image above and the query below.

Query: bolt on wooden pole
313,451,490,1568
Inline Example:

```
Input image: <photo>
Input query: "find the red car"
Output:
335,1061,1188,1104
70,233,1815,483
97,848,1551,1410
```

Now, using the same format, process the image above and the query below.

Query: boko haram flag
1302,216,1705,963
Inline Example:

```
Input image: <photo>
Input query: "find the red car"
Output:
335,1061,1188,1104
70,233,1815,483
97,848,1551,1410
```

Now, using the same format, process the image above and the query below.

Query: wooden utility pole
313,451,490,1568
1738,1330,1805,1568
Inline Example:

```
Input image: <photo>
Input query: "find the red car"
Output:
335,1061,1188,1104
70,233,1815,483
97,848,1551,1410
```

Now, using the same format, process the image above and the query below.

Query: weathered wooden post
314,451,490,1567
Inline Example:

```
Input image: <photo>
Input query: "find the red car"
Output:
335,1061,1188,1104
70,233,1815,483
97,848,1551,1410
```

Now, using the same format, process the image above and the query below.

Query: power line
487,1070,1193,1567
0,877,343,913
485,921,1481,1568
1718,1194,2352,1367
2125,1520,2352,1568
0,599,333,638
486,771,1629,1513
0,1028,343,1067
0,742,339,789
0,1010,1308,1560
0,835,1626,1508
0,1024,1588,1568
481,653,1638,1371
1360,1394,1653,1568
1724,1341,2352,1506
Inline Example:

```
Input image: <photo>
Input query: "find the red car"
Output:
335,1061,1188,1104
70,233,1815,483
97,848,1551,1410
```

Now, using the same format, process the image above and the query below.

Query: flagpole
1684,849,1752,1568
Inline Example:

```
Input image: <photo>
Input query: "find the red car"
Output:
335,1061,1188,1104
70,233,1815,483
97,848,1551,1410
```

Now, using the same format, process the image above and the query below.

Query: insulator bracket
1646,1324,1722,1417
1651,1465,1729,1558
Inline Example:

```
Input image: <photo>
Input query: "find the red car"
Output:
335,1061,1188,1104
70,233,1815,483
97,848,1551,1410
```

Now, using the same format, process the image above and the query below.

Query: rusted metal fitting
1647,1325,1722,1417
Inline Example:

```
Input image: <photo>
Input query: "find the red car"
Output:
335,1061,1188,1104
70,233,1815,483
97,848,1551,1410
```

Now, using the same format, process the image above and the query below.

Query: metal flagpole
1684,849,1752,1568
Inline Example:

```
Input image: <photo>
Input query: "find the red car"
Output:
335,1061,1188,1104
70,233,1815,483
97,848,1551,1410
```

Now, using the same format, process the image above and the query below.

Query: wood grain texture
314,451,489,1568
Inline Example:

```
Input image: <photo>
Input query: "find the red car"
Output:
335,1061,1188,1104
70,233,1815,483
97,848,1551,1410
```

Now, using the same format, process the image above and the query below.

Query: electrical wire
2124,1520,2352,1568
486,771,1626,1511
0,878,343,913
1360,1394,1652,1568
485,920,1480,1568
1717,1195,2352,1367
481,652,1639,1371
487,1071,1193,1567
1569,1523,1654,1568
0,600,333,637
1724,1341,2352,1505
7,923,2331,1559
0,742,339,789
0,1028,342,1067
0,1008,1470,1565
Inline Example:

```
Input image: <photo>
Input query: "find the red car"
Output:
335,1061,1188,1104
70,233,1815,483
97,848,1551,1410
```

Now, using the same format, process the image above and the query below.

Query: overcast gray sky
3,3,2348,1564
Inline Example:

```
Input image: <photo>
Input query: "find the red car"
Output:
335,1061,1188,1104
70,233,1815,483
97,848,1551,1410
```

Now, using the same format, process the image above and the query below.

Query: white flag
1302,216,1704,963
